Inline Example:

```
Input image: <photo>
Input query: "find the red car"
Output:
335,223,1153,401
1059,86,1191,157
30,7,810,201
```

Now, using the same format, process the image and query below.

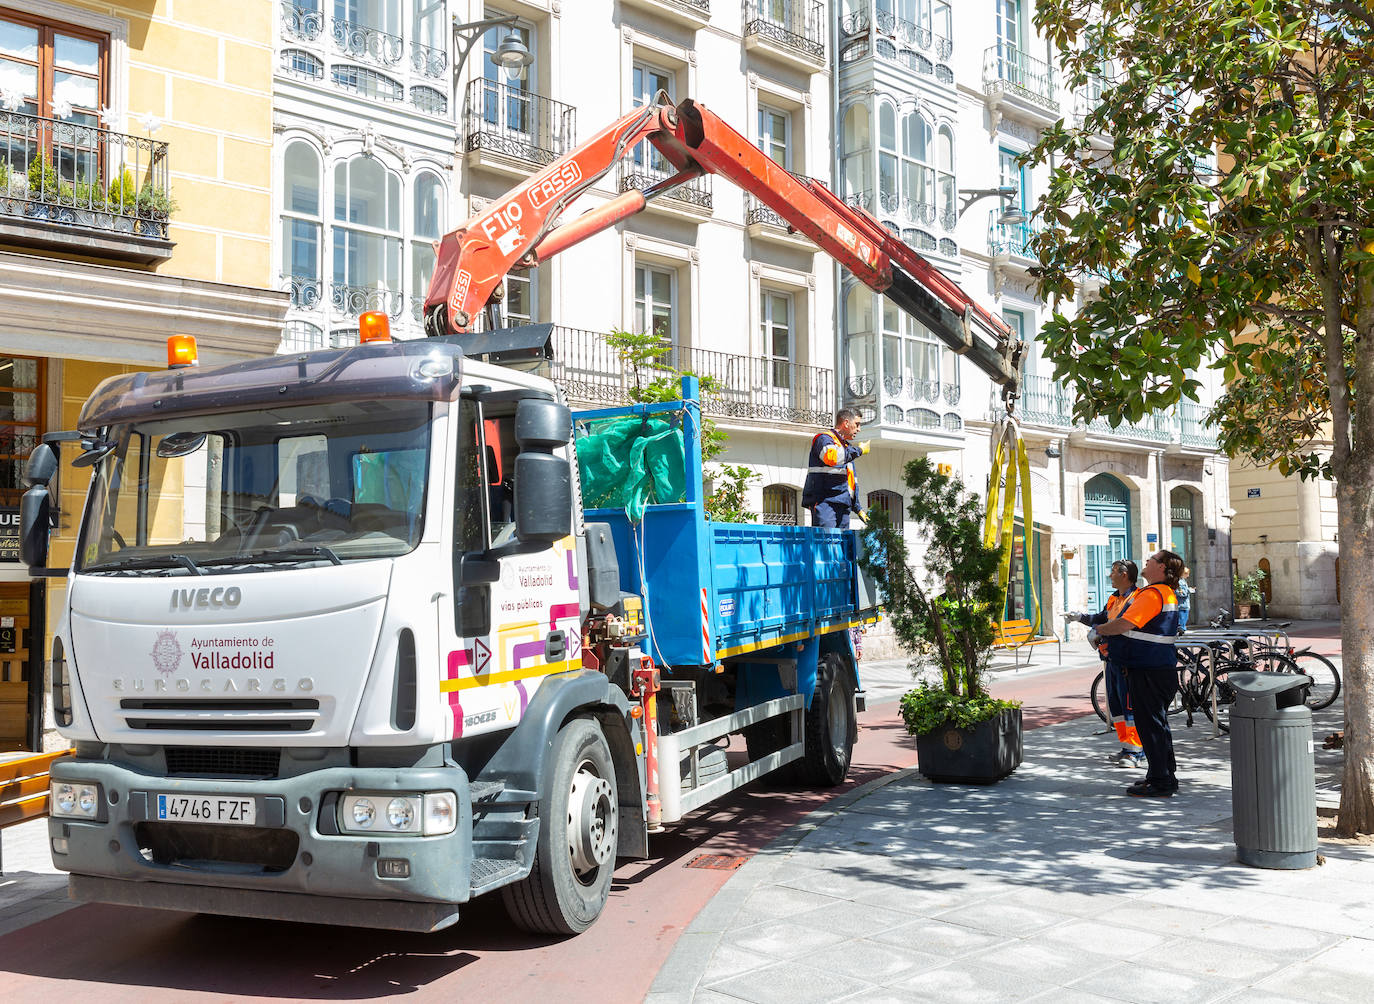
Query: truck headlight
338,792,455,836
51,781,99,818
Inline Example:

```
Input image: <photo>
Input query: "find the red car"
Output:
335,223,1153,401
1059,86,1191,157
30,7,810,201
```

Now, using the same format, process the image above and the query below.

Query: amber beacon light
358,311,393,343
167,334,198,368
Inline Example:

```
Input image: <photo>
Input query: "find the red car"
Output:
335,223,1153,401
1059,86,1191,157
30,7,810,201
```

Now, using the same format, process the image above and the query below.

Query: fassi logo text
528,161,582,209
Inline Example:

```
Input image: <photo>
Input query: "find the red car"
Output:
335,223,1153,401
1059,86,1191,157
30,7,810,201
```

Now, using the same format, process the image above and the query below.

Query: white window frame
331,155,403,294
757,102,791,170
631,59,674,175
634,262,677,343
760,287,794,390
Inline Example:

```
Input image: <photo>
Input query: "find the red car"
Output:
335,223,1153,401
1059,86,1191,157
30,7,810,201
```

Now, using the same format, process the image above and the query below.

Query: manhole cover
685,854,749,871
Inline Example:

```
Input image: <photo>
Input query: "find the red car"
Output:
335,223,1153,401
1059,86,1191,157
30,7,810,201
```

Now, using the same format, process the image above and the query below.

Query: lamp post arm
452,14,519,84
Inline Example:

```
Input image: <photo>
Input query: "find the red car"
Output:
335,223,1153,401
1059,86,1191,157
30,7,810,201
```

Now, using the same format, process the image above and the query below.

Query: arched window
332,155,402,315
841,104,871,204
331,65,403,102
762,484,799,525
867,489,902,525
281,140,322,305
878,103,897,210
900,111,933,219
281,319,325,352
410,170,444,319
281,49,324,80
411,86,447,115
882,297,941,399
937,126,955,228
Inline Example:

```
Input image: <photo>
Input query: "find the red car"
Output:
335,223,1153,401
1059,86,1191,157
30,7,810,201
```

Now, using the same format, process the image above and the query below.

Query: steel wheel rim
566,757,616,884
828,686,848,758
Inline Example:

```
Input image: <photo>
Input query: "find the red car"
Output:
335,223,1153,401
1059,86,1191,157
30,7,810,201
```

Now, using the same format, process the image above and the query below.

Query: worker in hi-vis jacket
802,408,871,529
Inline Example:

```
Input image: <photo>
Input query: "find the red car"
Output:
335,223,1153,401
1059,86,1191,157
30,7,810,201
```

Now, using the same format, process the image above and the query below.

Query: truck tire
799,653,855,787
501,717,619,936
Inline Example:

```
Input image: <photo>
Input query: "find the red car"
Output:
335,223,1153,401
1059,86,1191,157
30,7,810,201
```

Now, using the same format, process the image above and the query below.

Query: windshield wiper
201,545,343,568
85,553,205,576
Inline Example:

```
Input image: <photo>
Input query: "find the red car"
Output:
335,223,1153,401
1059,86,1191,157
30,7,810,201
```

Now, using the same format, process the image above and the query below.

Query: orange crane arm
423,97,1022,393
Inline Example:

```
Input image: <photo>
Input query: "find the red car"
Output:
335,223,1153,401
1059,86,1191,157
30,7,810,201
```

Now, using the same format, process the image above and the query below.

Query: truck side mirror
513,398,572,545
24,443,57,487
19,484,51,568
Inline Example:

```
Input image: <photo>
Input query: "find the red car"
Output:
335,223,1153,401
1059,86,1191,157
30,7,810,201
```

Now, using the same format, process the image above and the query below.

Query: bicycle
1201,613,1338,711
1090,640,1302,734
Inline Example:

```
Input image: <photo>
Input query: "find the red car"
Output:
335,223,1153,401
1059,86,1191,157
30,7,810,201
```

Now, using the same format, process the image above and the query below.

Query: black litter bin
1228,671,1317,869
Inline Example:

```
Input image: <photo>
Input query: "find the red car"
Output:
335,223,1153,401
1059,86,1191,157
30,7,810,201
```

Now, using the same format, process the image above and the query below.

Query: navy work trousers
1125,666,1179,787
811,501,851,529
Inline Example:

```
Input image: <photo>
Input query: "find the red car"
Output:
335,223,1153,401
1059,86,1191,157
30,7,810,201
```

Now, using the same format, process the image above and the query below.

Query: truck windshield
76,399,432,575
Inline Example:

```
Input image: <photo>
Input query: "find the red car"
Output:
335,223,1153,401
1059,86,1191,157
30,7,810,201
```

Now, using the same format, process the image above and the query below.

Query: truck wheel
502,717,619,936
800,653,855,787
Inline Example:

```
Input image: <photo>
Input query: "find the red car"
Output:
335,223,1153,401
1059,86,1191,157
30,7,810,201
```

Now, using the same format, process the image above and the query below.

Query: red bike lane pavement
0,662,1098,1003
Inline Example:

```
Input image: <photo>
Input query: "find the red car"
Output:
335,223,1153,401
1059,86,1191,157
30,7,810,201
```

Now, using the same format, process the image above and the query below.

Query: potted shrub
1233,568,1267,619
135,181,177,237
860,458,1023,784
24,154,70,220
106,168,139,232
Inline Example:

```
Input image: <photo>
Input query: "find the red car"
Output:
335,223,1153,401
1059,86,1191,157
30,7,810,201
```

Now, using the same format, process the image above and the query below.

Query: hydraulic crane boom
423,97,1023,395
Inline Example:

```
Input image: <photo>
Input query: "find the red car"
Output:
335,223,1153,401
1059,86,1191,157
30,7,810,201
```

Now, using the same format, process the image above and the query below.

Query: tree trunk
1335,468,1374,835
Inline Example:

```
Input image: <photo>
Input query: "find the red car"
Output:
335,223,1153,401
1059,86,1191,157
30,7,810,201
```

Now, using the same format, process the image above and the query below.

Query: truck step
469,856,526,894
468,781,505,803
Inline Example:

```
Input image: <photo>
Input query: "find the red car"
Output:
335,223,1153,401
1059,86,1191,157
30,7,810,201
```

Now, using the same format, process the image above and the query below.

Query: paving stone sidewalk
649,699,1368,1003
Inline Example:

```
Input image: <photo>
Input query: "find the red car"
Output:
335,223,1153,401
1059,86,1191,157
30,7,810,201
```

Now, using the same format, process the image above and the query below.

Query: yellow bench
1,750,68,874
993,618,1062,667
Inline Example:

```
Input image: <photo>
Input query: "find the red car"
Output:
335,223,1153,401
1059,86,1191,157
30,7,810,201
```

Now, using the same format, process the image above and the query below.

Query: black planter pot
915,707,1023,784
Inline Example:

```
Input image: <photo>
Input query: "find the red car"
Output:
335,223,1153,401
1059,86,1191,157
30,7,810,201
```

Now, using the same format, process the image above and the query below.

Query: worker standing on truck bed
803,409,870,529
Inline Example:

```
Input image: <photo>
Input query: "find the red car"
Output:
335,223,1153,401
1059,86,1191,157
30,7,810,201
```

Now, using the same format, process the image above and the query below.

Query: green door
1084,473,1132,610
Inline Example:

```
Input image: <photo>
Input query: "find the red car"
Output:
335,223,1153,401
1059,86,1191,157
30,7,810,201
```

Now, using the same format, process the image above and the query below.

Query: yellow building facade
0,0,286,750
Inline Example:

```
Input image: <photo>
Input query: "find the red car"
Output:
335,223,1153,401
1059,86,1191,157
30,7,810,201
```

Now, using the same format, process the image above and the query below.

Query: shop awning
1030,511,1111,545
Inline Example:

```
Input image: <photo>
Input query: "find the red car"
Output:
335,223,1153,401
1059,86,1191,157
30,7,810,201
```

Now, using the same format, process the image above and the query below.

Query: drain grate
685,853,749,871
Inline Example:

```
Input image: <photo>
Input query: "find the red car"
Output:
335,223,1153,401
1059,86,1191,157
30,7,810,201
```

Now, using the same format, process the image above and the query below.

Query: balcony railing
411,41,448,78
332,17,404,67
1086,411,1173,442
1016,374,1073,427
0,110,172,241
744,0,826,61
281,1,325,41
620,159,714,211
988,212,1043,260
548,327,833,426
1177,399,1218,449
983,43,1058,111
464,79,578,167
746,193,789,229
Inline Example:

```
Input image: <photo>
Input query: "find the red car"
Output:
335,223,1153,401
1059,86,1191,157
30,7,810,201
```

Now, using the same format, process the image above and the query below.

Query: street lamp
453,15,534,85
958,185,1027,226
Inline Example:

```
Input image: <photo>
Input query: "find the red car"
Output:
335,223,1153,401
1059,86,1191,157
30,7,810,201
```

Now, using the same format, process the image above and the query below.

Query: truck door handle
545,630,566,661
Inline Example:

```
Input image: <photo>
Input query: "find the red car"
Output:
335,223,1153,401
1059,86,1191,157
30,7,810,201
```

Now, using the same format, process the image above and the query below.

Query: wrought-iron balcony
281,1,325,42
982,43,1060,129
620,154,713,215
0,110,173,263
411,41,448,79
879,191,942,226
1085,411,1173,443
1175,399,1219,450
844,361,964,439
988,212,1044,261
744,0,826,66
547,326,832,427
1013,374,1073,428
331,16,403,68
464,79,578,169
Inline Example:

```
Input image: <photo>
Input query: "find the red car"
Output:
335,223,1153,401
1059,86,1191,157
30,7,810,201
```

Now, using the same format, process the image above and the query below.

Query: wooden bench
993,618,1062,667
1,750,68,874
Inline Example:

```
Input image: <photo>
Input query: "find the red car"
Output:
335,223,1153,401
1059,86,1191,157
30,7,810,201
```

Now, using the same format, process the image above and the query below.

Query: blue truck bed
573,381,878,671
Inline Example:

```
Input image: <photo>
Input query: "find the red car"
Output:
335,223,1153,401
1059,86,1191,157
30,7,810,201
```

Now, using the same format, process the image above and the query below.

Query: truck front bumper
48,757,481,932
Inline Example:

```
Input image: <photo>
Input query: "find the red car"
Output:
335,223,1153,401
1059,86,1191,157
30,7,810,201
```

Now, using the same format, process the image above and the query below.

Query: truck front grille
134,821,298,873
164,746,281,779
119,698,320,733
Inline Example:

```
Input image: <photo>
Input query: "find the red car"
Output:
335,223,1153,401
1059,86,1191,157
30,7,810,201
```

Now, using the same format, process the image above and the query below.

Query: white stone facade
267,1,1231,658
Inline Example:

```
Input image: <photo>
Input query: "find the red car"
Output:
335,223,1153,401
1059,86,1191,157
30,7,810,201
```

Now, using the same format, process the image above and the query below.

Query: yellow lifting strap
983,415,1041,636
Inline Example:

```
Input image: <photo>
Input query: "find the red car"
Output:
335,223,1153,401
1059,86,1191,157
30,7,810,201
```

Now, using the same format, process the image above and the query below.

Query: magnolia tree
1027,1,1374,833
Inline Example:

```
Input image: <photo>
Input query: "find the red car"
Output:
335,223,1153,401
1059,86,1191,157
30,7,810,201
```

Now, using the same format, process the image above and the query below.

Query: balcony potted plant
1233,567,1267,619
106,169,139,233
25,153,73,222
135,180,177,238
860,458,1023,784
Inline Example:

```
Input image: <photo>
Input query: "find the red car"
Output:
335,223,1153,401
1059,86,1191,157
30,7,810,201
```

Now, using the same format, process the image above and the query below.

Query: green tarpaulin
575,415,687,522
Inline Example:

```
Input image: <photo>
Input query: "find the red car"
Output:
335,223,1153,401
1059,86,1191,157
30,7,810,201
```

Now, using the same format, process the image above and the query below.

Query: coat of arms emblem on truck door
150,629,183,675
